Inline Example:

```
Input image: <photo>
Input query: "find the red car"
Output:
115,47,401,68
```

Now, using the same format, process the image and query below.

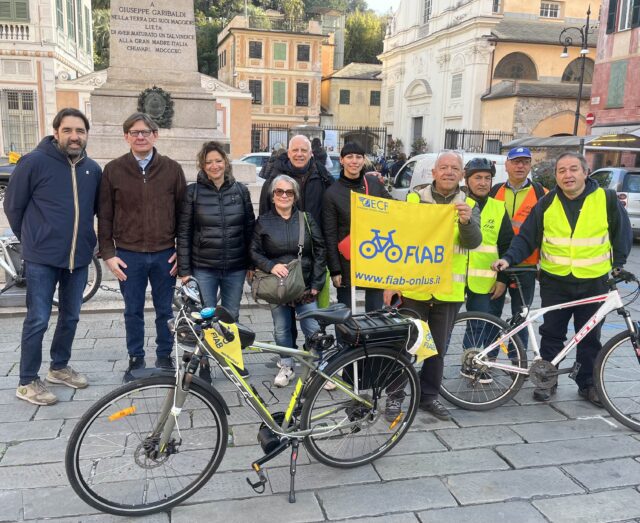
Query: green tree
92,8,110,70
344,10,385,64
195,14,223,75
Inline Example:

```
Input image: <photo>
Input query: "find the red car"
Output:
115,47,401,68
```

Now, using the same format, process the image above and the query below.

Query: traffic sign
585,113,596,125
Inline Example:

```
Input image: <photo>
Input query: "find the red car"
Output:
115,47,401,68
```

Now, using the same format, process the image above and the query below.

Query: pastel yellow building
481,0,596,137
321,63,382,128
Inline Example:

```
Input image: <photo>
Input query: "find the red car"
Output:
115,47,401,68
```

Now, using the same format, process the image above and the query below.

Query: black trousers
539,274,608,389
402,298,462,402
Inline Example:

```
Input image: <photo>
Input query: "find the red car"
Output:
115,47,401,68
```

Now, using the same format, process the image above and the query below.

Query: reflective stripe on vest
494,184,543,265
404,198,475,302
467,197,503,294
540,188,612,278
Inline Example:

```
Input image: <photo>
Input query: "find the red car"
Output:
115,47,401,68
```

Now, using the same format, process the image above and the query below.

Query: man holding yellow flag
384,150,481,421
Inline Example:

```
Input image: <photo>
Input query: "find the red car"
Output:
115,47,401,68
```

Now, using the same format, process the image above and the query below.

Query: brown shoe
419,399,452,421
578,386,603,408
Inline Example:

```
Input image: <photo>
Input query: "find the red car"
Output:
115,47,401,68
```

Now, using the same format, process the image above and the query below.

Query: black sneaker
384,398,403,423
124,356,145,383
419,399,452,421
155,356,176,370
532,385,557,402
234,365,250,378
578,386,603,408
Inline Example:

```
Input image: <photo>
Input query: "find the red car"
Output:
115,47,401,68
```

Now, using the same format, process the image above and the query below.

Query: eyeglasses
127,130,154,137
274,188,295,198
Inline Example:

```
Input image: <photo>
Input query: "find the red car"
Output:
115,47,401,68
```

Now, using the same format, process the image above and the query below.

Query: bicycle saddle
297,303,352,325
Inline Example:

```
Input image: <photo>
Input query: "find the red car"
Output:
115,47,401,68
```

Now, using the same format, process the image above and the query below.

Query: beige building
321,62,382,128
0,0,93,155
217,15,326,135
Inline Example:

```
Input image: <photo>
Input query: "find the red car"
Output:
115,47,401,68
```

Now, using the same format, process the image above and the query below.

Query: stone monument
87,0,227,175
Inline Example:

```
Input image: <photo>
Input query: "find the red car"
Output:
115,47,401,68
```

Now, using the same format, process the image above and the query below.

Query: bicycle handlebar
608,268,638,289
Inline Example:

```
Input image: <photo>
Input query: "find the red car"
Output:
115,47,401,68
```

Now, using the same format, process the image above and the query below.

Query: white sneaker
274,365,294,387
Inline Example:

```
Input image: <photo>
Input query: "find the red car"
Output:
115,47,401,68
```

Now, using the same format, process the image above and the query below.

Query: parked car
0,163,15,202
388,152,508,201
590,167,640,238
238,152,271,184
327,152,340,179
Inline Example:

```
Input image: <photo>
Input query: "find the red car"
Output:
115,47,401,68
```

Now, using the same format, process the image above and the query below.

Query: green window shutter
66,0,75,41
0,1,11,19
77,1,83,47
56,0,64,30
606,60,627,108
274,43,286,61
84,6,90,52
14,0,28,20
607,0,619,33
273,81,285,105
632,0,640,27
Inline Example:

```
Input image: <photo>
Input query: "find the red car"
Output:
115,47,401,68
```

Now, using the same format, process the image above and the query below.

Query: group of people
4,107,633,421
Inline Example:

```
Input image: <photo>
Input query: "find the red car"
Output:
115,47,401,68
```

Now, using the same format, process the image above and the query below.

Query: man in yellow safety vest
494,152,631,406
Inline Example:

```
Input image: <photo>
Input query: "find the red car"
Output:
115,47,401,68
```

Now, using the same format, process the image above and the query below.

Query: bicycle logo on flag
358,229,446,265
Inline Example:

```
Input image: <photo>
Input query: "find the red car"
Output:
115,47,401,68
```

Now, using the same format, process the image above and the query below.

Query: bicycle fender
135,368,231,415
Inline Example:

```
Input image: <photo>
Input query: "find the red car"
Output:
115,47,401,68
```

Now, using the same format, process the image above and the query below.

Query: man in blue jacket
4,108,102,405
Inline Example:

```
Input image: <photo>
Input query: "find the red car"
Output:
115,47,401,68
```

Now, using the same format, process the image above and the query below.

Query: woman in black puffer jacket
177,141,255,321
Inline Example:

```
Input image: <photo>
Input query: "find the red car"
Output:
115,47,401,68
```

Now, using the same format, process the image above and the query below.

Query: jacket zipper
219,190,227,270
142,168,148,252
68,158,81,272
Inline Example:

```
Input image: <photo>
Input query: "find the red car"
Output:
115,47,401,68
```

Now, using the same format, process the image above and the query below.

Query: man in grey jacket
384,150,482,421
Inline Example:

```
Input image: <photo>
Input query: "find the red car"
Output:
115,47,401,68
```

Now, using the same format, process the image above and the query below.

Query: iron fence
251,123,388,156
444,129,514,154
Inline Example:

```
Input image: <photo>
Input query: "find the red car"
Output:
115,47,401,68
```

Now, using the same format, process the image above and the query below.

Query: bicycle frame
0,236,18,282
474,288,638,375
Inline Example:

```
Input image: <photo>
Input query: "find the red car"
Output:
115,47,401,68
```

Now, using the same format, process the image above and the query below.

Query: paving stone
445,466,584,505
511,418,632,442
0,376,19,390
61,360,114,373
33,514,169,523
31,400,94,421
374,448,509,480
533,488,640,523
186,470,274,504
268,461,380,493
0,462,67,489
22,485,96,519
228,423,261,447
435,425,524,450
452,404,567,427
172,491,323,523
333,515,419,523
0,401,36,422
72,385,121,401
0,489,22,522
551,400,611,420
317,478,457,519
409,412,458,431
496,435,640,468
386,430,447,456
0,362,14,376
563,458,640,490
0,437,68,466
0,343,18,353
0,419,62,443
217,442,311,472
418,501,547,523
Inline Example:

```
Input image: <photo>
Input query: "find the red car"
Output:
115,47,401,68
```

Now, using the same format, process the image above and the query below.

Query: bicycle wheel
53,256,103,306
65,376,228,516
440,312,527,410
301,345,419,468
594,330,640,432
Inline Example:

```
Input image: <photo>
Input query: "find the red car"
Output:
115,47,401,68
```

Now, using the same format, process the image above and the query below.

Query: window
274,42,287,61
296,83,309,106
606,60,627,108
56,0,64,30
370,90,381,106
423,0,432,24
77,1,83,50
2,59,31,76
540,2,560,18
272,80,286,105
249,79,262,104
561,58,595,83
451,73,462,99
1,90,38,154
297,44,310,62
66,0,75,41
388,87,395,108
339,89,350,104
84,5,90,52
494,52,538,80
0,0,29,21
248,41,262,59
492,0,502,13
619,0,633,30
412,117,423,141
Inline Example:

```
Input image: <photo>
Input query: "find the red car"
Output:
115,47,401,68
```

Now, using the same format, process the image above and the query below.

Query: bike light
201,307,215,320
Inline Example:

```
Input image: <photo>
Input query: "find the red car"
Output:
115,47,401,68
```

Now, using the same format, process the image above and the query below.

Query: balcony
0,22,30,41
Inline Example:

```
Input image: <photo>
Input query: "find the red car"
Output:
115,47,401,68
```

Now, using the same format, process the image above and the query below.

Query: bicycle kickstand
289,438,299,503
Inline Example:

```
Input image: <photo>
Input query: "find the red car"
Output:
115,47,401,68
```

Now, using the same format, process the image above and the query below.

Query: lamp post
558,5,591,136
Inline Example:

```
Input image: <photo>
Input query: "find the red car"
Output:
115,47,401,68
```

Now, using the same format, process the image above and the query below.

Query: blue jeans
192,267,246,322
270,301,320,367
336,286,384,312
488,271,536,348
19,262,88,385
117,248,175,359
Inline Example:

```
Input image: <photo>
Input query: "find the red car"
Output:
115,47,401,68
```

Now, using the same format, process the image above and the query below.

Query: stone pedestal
87,0,227,174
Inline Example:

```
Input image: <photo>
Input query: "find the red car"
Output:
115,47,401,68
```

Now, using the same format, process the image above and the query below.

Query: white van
388,152,508,201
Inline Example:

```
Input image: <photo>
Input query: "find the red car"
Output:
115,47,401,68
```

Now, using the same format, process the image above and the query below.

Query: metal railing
444,129,514,154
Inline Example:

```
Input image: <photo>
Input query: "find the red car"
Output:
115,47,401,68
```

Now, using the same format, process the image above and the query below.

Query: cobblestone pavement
1,249,640,522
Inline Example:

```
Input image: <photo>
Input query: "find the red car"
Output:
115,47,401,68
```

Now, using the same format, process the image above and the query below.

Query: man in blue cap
489,147,547,349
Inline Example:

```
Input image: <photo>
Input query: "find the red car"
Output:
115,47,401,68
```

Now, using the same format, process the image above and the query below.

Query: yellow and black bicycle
65,279,420,516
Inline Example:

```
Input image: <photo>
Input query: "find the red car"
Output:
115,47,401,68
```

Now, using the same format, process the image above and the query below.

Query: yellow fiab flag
350,193,455,294
203,322,244,370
